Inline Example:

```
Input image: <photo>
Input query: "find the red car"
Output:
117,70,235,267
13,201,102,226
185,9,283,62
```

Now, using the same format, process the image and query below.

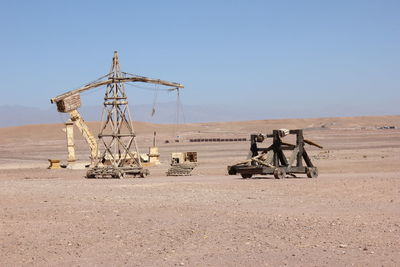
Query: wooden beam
51,80,111,103
304,139,323,149
114,77,184,88
51,77,184,104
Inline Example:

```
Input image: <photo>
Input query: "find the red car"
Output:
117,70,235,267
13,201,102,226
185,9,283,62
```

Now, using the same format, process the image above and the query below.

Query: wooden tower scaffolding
51,51,184,178
87,52,143,178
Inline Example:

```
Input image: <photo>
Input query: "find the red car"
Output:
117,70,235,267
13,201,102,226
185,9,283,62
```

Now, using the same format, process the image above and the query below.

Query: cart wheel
274,168,286,179
241,173,252,179
306,167,318,178
86,170,94,179
112,171,123,179
139,169,150,178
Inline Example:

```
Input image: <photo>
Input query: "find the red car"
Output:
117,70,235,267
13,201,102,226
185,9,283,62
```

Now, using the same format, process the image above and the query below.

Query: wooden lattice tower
89,51,145,178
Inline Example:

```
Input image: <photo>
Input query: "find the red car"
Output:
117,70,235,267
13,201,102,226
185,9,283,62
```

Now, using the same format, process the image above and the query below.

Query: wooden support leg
65,120,76,162
303,150,314,167
278,149,288,166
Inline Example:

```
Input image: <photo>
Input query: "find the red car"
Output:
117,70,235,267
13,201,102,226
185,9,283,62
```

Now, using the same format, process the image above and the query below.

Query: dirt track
1,116,400,266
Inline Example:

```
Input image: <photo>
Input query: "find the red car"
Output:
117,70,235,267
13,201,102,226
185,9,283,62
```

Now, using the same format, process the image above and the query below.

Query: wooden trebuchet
227,129,322,179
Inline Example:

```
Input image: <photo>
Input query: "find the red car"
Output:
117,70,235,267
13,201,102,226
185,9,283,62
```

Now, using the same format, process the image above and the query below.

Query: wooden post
272,130,279,166
65,120,76,162
68,109,98,162
296,130,303,167
48,159,61,169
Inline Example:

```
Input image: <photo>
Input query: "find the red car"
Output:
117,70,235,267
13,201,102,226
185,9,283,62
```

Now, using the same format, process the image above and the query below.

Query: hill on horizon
1,115,399,144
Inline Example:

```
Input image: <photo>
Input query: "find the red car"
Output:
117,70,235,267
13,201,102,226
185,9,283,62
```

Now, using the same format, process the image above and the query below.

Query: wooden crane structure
51,51,184,178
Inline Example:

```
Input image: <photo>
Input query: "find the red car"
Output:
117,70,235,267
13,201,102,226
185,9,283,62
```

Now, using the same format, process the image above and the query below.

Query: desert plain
1,115,399,266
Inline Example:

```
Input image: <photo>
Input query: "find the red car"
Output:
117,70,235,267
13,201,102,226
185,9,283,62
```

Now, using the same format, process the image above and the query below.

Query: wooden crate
56,94,81,113
186,152,197,162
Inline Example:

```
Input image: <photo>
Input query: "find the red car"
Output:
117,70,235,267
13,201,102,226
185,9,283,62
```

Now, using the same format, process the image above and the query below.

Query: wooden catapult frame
228,129,321,179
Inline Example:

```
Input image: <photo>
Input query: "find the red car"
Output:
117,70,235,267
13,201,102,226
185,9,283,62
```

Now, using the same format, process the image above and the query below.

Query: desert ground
1,115,399,266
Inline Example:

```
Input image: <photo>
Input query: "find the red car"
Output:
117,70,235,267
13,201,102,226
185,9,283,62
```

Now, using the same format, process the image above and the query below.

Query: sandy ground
1,116,400,266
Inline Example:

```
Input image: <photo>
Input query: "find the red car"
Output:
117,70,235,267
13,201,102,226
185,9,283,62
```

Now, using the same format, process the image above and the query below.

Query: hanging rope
151,84,159,116
77,73,110,90
125,83,186,140
176,89,180,126
173,88,187,140
177,89,186,124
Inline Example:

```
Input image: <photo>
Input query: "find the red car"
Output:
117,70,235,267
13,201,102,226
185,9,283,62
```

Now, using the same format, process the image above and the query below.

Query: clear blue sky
0,0,399,118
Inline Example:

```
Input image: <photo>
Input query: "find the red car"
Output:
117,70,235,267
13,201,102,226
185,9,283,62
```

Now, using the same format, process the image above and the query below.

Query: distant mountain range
0,102,398,127
0,103,265,127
